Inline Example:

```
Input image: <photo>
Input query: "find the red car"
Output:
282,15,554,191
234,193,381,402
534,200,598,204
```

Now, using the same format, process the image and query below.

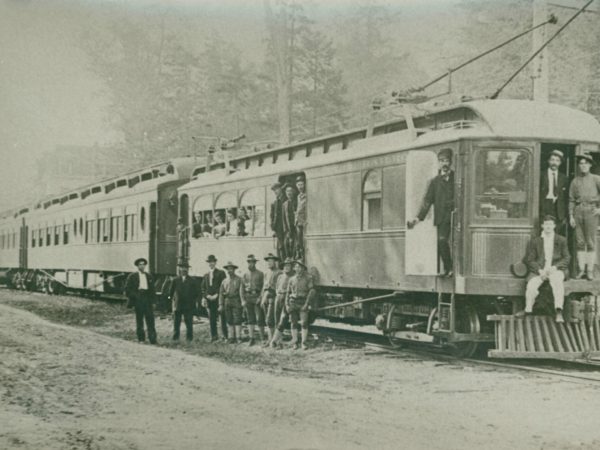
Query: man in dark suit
409,148,455,277
201,254,227,342
169,262,199,341
519,215,570,323
270,182,286,260
124,257,158,344
540,149,568,233
282,184,297,260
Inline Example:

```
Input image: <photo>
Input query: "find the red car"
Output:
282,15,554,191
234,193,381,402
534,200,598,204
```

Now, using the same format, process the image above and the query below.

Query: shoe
172,336,179,341
555,311,565,323
210,336,218,343
587,272,595,281
302,343,308,350
293,342,300,350
514,310,525,318
227,338,235,344
248,338,255,346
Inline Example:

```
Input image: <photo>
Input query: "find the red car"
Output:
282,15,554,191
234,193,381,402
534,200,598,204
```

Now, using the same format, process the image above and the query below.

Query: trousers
574,205,597,251
275,232,286,261
135,293,157,343
207,300,228,339
295,225,305,259
437,220,452,272
525,270,565,312
173,310,194,340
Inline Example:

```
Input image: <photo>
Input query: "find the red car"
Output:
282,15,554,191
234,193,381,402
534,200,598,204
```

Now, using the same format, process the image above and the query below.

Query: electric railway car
177,99,600,357
0,158,197,296
3,98,600,358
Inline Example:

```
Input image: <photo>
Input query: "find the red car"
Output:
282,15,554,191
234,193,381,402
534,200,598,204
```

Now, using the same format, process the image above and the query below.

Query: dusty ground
1,289,600,450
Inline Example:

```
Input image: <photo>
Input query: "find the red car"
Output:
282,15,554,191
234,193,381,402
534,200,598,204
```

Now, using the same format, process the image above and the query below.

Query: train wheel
449,305,480,358
385,305,404,349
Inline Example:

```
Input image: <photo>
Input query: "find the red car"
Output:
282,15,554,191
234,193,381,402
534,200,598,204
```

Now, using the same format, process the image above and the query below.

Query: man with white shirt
201,255,227,341
518,216,570,323
124,257,158,344
540,150,568,233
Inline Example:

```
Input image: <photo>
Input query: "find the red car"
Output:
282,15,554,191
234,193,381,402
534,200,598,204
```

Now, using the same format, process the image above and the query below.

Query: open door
405,150,439,275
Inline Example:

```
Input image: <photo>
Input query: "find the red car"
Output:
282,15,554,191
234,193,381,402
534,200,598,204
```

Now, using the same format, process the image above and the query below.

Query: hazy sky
1,0,595,211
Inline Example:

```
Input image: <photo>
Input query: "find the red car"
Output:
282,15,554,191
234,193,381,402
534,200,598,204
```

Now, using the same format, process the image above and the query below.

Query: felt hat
223,261,238,270
134,257,148,266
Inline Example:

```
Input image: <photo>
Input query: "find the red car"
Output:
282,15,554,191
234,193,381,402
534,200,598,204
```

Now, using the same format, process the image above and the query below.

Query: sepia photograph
2,0,600,449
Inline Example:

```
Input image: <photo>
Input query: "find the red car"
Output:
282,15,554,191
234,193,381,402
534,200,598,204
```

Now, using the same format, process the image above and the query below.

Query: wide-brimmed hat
177,261,190,268
282,257,295,266
134,257,148,266
264,253,280,261
271,182,282,190
294,260,307,269
206,254,217,263
223,261,238,270
295,175,305,183
437,148,453,161
577,153,594,165
246,254,258,262
549,149,564,161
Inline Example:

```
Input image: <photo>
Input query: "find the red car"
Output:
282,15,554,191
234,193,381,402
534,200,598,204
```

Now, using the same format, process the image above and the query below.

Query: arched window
240,187,266,237
362,169,383,230
192,195,213,239
214,192,237,238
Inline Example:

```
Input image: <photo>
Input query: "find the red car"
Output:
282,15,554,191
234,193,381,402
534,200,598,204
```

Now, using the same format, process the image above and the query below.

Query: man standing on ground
269,258,295,348
169,262,198,342
286,260,315,350
219,261,244,344
124,257,158,344
261,253,281,346
201,255,227,342
241,254,265,345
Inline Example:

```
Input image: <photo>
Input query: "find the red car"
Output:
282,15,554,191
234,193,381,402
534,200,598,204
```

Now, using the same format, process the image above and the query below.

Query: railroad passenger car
178,99,600,356
0,209,25,284
2,158,196,296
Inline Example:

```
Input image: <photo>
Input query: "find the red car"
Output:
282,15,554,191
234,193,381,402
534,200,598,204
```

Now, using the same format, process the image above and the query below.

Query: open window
192,195,214,239
240,187,267,237
214,192,237,238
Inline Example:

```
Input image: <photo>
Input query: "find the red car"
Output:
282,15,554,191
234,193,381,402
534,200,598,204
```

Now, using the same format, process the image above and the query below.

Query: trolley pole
532,0,550,102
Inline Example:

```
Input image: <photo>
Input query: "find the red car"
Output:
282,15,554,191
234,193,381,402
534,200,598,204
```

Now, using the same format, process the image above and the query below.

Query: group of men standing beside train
124,254,315,349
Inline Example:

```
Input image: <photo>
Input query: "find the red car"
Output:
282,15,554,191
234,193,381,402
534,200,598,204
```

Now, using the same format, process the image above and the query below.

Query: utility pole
532,0,550,102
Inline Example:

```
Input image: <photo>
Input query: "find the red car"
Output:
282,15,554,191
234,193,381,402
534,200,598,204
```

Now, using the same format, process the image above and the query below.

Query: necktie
209,271,213,285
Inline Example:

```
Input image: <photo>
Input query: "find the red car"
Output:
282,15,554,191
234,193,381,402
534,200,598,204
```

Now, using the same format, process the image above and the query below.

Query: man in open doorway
408,148,455,277
541,149,568,233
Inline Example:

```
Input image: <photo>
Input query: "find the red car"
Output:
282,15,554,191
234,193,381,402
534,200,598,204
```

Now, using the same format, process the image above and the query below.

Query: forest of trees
79,0,600,167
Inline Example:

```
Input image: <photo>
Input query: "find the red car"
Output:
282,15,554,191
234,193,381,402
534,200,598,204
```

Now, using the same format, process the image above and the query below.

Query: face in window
194,211,202,223
285,186,295,200
246,207,254,219
226,211,235,222
296,180,305,193
215,213,224,224
205,212,213,224
238,207,247,219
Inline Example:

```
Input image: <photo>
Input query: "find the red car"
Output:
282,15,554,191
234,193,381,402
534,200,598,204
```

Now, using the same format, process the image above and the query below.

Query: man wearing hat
201,255,227,341
408,148,455,277
518,215,570,323
295,175,307,260
124,257,158,344
219,261,244,343
569,153,600,280
169,262,199,342
282,184,298,260
261,253,282,345
270,182,286,260
241,254,265,345
540,150,568,232
285,260,315,350
269,257,295,348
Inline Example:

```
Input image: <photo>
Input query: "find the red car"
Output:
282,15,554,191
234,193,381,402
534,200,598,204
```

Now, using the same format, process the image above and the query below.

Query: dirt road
1,291,600,450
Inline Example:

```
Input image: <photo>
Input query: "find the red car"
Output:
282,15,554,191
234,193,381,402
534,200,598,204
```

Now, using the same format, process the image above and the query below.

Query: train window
240,187,266,237
38,229,43,247
362,169,383,230
54,226,61,246
475,149,530,220
79,218,83,235
73,219,77,236
131,214,137,240
111,216,122,242
98,218,109,242
192,195,213,239
214,192,237,238
140,207,146,232
46,228,51,246
86,219,96,244
63,224,69,245
31,230,36,248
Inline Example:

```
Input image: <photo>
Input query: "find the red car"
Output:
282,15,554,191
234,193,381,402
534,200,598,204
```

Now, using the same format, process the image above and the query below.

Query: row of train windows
0,232,17,249
30,214,142,248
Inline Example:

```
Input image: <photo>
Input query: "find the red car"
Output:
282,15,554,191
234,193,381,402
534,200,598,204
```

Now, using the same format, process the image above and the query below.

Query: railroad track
310,323,600,385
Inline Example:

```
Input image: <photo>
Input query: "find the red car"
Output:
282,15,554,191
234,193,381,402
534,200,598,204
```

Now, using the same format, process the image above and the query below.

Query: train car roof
179,99,600,192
